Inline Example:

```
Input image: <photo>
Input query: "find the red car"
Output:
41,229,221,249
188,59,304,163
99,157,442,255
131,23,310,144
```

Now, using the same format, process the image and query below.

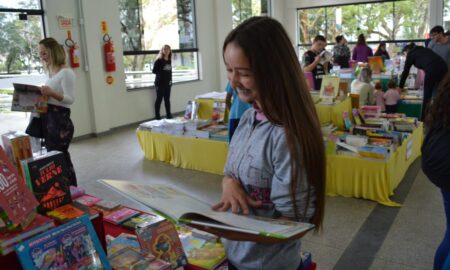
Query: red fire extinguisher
65,33,80,69
103,34,116,72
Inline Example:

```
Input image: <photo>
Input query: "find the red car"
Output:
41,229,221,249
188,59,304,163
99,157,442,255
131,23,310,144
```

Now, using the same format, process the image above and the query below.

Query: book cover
211,101,226,122
121,213,159,230
108,246,154,270
1,131,32,177
103,207,140,225
135,218,188,269
368,56,384,74
319,75,340,99
107,233,141,255
46,202,99,223
0,214,54,255
343,111,352,131
99,179,315,242
74,194,102,207
15,215,111,270
0,146,39,225
11,83,48,113
21,151,72,214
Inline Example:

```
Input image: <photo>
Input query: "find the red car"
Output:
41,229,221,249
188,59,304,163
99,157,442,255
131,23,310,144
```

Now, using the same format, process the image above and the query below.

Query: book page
100,179,314,239
99,179,212,221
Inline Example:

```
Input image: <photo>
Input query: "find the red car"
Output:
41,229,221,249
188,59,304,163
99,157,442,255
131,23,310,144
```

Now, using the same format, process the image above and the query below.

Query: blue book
15,215,111,270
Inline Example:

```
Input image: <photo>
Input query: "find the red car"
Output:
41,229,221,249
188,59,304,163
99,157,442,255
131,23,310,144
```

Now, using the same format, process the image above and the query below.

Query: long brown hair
223,17,325,231
157,44,172,62
425,72,450,128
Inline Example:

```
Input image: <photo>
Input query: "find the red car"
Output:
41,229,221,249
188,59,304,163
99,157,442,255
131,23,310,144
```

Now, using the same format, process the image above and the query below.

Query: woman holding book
422,72,450,270
212,17,325,270
38,37,77,186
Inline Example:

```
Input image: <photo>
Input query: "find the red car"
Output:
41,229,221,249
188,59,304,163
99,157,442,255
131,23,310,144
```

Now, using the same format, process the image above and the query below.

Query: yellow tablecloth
136,117,423,206
137,130,228,175
315,98,352,130
326,123,423,206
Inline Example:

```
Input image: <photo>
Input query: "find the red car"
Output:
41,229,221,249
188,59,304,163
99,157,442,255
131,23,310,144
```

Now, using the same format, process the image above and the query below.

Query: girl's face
163,46,171,56
39,44,50,64
224,42,259,105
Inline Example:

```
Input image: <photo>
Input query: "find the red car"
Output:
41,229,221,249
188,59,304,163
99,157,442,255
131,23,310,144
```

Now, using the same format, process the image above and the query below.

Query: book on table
0,214,54,255
0,146,39,230
21,151,72,214
15,215,111,270
98,179,315,241
11,83,48,113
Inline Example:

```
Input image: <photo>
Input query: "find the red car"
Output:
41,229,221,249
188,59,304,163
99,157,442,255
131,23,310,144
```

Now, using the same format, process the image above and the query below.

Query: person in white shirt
38,37,77,186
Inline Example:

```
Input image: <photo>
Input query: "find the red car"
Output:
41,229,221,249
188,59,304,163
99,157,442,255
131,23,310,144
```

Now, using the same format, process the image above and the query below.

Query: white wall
43,0,223,137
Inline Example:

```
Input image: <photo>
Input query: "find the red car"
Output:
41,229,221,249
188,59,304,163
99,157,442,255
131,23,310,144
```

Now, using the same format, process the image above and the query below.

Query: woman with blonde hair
37,37,77,186
212,16,326,269
152,44,173,119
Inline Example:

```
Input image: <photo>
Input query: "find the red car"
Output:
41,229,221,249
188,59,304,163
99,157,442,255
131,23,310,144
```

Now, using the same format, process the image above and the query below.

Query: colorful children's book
211,101,226,122
368,56,384,74
122,213,160,231
0,146,38,227
46,202,99,223
1,131,32,177
21,151,72,214
135,217,188,269
0,214,54,255
15,215,111,270
11,83,48,113
99,179,315,242
75,194,102,207
320,75,340,100
107,233,141,255
103,207,140,225
108,246,145,269
343,111,352,130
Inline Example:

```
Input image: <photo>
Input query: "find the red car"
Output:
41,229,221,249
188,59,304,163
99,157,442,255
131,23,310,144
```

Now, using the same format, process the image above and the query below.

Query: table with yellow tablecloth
137,130,228,175
315,98,352,130
136,109,423,206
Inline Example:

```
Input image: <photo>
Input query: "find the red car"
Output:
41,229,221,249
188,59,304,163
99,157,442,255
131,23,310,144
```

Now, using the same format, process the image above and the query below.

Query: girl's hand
212,176,262,215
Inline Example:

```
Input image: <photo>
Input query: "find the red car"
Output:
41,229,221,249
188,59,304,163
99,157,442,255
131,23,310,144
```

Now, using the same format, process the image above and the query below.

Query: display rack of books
324,105,423,206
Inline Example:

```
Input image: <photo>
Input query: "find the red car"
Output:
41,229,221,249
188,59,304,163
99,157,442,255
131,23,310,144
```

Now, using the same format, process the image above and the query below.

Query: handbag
25,117,44,138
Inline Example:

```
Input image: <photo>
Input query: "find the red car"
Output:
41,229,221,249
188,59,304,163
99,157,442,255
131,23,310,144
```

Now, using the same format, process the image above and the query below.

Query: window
444,0,450,30
232,0,270,28
297,0,430,59
119,0,199,90
0,0,46,135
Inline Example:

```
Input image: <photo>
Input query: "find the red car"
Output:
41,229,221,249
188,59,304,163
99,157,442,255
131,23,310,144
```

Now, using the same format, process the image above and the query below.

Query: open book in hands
99,179,315,243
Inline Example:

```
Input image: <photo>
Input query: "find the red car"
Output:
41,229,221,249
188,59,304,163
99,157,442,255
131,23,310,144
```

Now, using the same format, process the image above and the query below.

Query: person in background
383,79,401,113
374,42,390,61
351,67,373,107
399,43,448,120
421,72,450,270
152,44,173,120
373,81,385,112
352,34,373,63
427,25,450,68
302,35,331,90
225,81,251,142
214,16,325,270
38,37,77,186
332,35,351,68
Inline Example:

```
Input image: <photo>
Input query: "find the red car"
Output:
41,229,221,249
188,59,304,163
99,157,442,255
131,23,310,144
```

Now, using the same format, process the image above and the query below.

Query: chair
350,94,360,109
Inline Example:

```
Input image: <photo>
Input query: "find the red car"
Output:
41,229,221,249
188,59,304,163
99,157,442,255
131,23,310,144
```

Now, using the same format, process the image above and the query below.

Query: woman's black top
152,58,172,87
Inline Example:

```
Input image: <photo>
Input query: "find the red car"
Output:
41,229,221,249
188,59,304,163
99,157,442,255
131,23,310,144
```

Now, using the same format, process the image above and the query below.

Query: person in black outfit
421,72,450,270
399,43,448,120
302,35,331,90
374,42,390,61
152,44,173,119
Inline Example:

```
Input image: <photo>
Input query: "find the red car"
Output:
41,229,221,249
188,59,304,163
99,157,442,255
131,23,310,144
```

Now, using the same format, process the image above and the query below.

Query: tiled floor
70,126,444,270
